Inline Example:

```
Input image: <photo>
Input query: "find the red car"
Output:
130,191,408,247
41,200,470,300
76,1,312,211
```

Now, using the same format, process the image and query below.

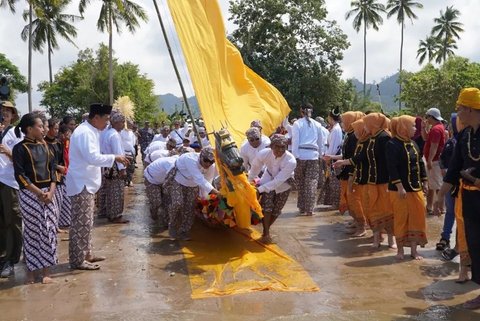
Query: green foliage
0,52,28,99
228,0,349,116
38,43,157,121
400,56,480,116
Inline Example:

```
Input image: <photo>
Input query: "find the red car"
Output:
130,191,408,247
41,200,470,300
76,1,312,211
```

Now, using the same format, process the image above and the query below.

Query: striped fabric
18,188,58,271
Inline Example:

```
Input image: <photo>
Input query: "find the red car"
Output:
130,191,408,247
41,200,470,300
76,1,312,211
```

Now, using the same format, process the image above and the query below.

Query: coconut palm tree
79,0,148,105
21,0,81,84
346,0,386,103
434,38,458,64
416,35,441,65
432,6,464,64
386,0,423,111
0,0,17,12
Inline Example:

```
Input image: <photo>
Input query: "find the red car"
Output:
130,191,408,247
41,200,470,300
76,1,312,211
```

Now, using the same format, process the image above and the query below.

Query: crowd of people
0,87,479,309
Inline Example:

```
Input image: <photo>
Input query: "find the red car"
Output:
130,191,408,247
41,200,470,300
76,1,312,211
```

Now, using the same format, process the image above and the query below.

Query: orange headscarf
389,117,399,138
393,115,416,141
363,113,390,136
341,111,365,133
351,119,369,142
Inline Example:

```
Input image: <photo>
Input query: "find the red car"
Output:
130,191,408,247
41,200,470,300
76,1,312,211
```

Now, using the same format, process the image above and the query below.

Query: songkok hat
456,87,480,110
250,120,262,129
425,107,443,121
270,134,288,147
245,127,261,139
89,103,112,116
1,101,19,122
110,110,125,123
200,146,215,162
166,138,177,149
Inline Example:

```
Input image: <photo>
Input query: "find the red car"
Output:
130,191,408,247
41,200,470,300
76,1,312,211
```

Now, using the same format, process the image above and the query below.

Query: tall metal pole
152,0,203,148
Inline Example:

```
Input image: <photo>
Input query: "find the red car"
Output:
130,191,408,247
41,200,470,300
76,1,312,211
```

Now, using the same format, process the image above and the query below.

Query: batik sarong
295,159,319,213
144,180,168,227
69,188,95,268
104,178,124,220
260,189,291,217
19,188,58,271
165,177,199,237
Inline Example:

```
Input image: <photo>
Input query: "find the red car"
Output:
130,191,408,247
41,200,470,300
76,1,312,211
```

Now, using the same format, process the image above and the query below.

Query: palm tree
21,0,81,84
346,0,386,103
386,0,423,111
79,0,148,105
416,36,441,65
432,6,464,64
434,38,458,64
0,0,17,12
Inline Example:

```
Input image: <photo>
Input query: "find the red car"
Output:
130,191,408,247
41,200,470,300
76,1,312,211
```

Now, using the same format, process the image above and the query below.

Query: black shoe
442,248,458,261
0,261,14,278
436,238,450,251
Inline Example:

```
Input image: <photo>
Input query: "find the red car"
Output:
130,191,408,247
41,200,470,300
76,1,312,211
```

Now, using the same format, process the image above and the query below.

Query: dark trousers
0,182,22,265
462,189,480,285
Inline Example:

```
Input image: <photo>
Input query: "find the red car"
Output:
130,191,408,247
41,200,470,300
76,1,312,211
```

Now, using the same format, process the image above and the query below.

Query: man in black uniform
436,87,480,309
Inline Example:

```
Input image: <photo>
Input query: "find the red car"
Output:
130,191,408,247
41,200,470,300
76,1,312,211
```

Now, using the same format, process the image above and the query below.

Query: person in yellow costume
436,88,480,309
386,116,428,260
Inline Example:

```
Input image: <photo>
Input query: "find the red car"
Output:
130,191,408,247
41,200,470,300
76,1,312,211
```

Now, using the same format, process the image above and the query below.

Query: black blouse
45,136,64,166
12,137,57,189
351,140,369,185
338,131,358,180
386,138,428,192
444,127,480,186
350,130,390,184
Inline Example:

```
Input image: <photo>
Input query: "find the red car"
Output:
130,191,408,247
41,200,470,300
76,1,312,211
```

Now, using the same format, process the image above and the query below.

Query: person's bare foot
42,276,54,284
388,235,397,249
353,228,367,237
260,235,273,244
410,254,423,260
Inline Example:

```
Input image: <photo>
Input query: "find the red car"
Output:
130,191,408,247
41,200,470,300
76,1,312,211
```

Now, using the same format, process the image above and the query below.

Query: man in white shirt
0,101,23,278
189,126,211,148
120,120,137,187
152,126,170,143
144,155,178,227
240,127,269,171
99,111,129,224
291,103,324,216
250,120,272,146
248,134,296,244
164,147,218,240
144,138,177,166
66,103,129,271
170,119,189,147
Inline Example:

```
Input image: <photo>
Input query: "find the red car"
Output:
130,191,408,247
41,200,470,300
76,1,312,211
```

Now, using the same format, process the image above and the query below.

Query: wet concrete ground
1,167,480,321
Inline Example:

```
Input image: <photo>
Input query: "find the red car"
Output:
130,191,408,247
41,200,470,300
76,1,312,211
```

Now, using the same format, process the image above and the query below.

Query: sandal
436,238,450,251
74,261,100,270
442,248,458,261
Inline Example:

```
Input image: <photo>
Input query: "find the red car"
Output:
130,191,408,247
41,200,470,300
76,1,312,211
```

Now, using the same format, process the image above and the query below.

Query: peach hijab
351,119,369,142
363,112,390,136
390,115,416,141
341,111,365,133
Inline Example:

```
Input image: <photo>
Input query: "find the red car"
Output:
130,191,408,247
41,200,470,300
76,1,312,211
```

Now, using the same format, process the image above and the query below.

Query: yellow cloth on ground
167,0,291,145
182,223,319,299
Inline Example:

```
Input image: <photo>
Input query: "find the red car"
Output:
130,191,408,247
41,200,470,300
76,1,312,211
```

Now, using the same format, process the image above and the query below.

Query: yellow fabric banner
166,0,291,145
183,224,319,299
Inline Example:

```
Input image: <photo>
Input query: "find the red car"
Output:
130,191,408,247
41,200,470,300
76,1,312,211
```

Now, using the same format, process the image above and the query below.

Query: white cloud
1,0,478,116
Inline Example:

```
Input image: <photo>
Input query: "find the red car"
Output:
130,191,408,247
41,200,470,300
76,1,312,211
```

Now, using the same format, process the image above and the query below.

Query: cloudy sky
1,0,479,115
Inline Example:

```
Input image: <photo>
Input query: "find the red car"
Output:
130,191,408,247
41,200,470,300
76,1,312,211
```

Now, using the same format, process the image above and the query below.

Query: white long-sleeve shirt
248,148,296,193
291,118,324,160
152,134,169,143
240,138,269,171
66,122,115,196
144,149,172,165
174,152,216,195
144,141,166,155
0,127,23,189
320,126,329,155
120,129,136,153
170,123,190,146
100,127,126,170
144,156,178,185
326,123,343,156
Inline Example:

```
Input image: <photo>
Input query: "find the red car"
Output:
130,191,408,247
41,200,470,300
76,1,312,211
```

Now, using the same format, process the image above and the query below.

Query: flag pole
152,0,203,148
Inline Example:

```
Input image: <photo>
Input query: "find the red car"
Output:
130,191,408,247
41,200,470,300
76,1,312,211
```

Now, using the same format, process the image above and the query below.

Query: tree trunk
48,35,53,84
363,20,367,107
27,2,33,112
399,21,404,111
108,10,114,105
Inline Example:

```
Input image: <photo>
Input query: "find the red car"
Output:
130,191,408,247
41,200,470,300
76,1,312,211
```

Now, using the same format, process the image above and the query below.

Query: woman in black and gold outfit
12,113,57,284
